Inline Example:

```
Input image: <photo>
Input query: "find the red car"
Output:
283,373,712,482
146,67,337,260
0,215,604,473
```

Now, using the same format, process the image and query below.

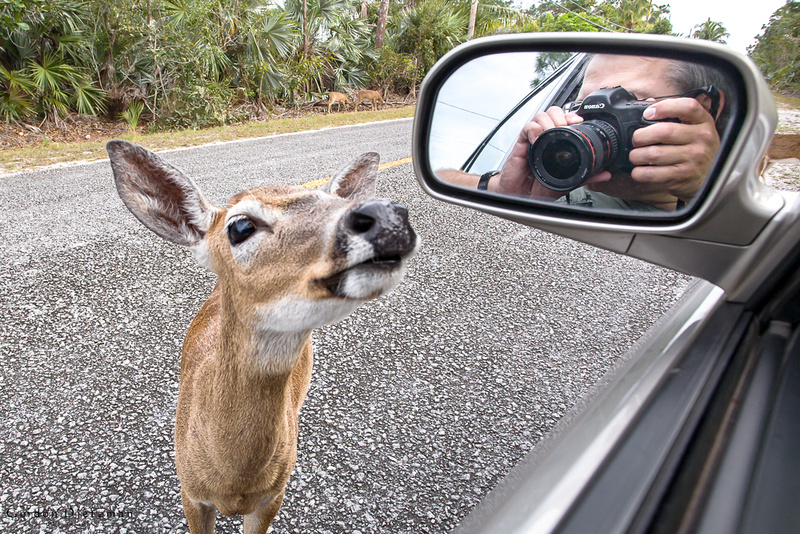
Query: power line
548,1,622,33
561,0,632,32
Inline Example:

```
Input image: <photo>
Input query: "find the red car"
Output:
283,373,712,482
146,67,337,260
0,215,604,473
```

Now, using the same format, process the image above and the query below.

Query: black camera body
528,86,668,192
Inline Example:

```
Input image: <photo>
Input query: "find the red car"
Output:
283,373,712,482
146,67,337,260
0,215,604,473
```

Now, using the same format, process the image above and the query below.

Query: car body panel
453,280,739,533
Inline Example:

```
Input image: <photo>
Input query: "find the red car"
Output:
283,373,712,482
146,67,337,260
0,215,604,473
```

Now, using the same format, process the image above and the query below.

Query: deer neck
202,290,311,444
217,286,311,376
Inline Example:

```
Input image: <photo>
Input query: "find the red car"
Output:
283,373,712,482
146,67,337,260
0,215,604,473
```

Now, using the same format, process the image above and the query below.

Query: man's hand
628,97,720,202
493,106,611,199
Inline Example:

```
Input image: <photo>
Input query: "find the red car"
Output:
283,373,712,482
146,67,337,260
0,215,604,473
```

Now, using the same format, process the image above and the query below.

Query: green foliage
540,11,603,32
0,0,106,122
690,18,729,43
750,1,800,95
0,64,34,121
530,0,672,34
1,0,43,34
285,53,329,104
391,0,467,75
450,0,538,36
281,0,374,100
120,99,143,130
531,52,574,86
154,80,235,130
4,0,729,129
368,47,420,95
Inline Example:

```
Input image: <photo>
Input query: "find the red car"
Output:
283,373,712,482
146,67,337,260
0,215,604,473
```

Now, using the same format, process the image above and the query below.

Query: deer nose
346,200,415,255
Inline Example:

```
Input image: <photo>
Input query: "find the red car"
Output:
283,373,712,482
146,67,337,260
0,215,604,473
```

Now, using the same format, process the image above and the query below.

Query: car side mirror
412,34,785,301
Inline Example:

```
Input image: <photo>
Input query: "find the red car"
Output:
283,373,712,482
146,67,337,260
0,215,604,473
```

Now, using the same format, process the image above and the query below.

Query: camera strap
660,85,721,119
681,85,721,118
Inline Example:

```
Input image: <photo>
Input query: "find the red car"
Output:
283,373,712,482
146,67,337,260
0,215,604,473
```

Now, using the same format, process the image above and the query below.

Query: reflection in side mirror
428,51,736,215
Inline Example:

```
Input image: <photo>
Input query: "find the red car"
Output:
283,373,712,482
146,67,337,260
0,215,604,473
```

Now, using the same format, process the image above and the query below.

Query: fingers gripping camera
527,86,674,192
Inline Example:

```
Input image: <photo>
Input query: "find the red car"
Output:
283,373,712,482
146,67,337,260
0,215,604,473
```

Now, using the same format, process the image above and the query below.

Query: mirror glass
428,51,738,215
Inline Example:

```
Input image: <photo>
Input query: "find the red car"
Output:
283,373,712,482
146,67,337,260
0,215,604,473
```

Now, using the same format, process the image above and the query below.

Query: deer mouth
361,255,403,268
317,254,404,298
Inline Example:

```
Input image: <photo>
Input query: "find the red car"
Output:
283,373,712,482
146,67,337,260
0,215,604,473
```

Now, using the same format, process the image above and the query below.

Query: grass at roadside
0,105,415,176
774,93,800,108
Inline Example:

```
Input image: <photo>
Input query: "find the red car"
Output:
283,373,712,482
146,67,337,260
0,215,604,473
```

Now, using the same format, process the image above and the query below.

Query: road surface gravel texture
0,119,691,533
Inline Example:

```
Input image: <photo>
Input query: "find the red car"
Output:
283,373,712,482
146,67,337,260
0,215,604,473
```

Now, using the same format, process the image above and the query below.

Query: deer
356,89,385,111
327,91,352,113
106,140,418,534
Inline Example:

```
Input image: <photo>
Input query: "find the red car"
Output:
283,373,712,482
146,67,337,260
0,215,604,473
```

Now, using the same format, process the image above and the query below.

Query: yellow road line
380,157,413,170
301,157,413,188
301,177,335,189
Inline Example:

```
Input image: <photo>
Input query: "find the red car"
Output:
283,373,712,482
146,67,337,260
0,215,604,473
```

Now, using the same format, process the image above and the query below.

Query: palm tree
235,7,297,105
462,0,539,37
601,0,652,31
376,0,389,48
282,0,373,100
390,0,466,75
127,0,296,124
690,18,730,44
467,0,478,39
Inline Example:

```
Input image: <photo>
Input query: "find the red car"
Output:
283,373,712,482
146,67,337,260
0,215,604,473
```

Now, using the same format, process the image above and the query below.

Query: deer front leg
244,493,284,534
181,489,216,534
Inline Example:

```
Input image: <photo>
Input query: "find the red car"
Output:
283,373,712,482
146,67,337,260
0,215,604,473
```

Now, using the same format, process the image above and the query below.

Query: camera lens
528,120,620,192
541,139,582,181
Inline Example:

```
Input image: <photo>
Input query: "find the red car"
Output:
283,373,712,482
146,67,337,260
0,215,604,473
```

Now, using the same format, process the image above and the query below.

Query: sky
515,0,789,55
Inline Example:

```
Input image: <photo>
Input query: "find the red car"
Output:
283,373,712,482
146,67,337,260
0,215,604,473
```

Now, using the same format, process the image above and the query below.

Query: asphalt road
0,118,690,533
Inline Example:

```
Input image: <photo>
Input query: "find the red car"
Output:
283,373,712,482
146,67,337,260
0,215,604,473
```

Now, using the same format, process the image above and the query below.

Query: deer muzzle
320,200,418,299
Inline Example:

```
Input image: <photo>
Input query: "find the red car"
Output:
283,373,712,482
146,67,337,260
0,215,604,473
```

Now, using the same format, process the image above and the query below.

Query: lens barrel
528,120,620,192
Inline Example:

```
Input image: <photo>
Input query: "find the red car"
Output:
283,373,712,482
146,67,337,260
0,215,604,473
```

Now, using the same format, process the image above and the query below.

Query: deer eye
228,217,256,245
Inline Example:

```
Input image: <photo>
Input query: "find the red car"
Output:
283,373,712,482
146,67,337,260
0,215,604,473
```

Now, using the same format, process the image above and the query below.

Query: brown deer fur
327,91,352,113
761,133,800,176
356,89,385,111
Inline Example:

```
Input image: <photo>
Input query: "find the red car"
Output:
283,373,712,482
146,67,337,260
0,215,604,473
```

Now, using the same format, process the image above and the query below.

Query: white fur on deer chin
339,264,408,300
254,295,363,333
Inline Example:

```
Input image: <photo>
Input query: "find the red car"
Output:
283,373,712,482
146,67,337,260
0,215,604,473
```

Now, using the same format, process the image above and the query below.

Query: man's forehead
579,55,678,99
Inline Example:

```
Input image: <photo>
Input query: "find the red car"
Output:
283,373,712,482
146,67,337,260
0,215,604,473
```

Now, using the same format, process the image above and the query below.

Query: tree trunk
302,0,310,55
468,0,478,40
375,0,389,49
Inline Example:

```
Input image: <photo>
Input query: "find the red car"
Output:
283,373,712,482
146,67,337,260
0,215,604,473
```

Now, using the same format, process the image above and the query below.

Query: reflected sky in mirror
429,53,542,172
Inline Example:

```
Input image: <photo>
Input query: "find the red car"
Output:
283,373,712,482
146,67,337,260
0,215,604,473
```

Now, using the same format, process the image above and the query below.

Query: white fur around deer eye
226,199,279,228
224,214,267,266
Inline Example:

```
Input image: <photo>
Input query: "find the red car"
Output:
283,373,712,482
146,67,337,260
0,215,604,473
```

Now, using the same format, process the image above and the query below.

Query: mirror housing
412,33,787,302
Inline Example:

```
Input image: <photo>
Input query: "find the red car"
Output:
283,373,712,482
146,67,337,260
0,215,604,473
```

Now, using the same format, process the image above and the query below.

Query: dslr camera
527,86,671,192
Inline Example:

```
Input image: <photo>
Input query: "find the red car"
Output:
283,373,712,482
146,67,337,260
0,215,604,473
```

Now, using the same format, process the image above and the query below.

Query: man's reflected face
579,55,681,101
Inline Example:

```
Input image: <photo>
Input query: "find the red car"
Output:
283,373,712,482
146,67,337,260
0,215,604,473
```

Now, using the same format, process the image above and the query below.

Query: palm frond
73,80,107,115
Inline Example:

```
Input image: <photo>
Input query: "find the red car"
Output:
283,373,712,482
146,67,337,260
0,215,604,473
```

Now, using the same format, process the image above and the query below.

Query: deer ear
107,140,220,248
321,152,379,200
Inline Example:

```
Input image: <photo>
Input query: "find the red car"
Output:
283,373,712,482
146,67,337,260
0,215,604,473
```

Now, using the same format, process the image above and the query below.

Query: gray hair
667,60,728,95
667,59,731,132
